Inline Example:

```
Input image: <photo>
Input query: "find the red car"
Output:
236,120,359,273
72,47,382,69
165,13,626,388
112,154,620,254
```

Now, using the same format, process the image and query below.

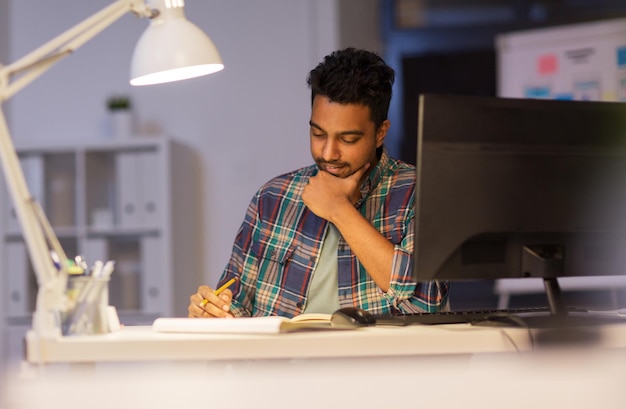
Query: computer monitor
413,94,626,315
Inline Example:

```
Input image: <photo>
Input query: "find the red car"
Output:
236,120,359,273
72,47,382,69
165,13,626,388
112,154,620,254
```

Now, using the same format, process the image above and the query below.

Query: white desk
25,323,532,363
7,323,626,409
24,319,626,364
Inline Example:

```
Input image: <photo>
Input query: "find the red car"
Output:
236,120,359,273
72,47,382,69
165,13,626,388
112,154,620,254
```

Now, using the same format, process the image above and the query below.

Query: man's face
309,95,388,179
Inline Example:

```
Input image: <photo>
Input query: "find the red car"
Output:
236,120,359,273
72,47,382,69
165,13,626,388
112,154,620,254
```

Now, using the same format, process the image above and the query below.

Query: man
188,48,448,318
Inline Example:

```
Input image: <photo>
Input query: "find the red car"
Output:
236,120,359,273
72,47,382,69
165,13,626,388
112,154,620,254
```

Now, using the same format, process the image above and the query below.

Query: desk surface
25,320,626,364
14,322,626,409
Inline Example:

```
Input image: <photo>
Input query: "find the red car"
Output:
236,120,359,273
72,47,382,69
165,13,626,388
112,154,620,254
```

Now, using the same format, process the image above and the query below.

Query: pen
199,277,238,307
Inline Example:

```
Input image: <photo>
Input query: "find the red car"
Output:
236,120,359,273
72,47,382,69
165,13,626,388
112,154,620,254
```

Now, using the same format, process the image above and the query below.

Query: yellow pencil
199,277,238,307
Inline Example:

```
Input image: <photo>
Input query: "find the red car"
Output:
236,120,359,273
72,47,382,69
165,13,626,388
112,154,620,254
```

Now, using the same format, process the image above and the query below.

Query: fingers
188,286,233,318
188,287,207,317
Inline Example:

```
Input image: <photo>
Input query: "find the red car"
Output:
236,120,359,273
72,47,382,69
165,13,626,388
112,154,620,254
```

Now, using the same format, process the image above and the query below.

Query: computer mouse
330,307,377,328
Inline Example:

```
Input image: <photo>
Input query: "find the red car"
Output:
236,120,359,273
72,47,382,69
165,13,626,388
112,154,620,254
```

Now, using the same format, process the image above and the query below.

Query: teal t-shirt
302,224,341,314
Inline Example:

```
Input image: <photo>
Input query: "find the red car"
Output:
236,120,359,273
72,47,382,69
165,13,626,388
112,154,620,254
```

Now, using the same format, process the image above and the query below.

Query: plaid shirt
219,149,449,318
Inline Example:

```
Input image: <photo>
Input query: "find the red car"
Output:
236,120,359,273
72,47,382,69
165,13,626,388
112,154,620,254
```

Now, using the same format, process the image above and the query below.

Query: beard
314,158,353,178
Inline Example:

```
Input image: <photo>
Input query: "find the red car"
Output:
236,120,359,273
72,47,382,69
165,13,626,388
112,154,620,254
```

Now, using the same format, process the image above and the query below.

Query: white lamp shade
130,6,224,86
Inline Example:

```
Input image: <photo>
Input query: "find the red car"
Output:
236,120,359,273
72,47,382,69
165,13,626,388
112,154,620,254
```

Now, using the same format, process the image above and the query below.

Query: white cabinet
0,137,202,364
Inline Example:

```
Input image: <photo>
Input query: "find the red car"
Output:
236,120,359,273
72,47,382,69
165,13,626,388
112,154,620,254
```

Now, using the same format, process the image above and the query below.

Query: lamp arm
0,0,155,337
1,0,153,101
0,109,65,337
0,110,54,286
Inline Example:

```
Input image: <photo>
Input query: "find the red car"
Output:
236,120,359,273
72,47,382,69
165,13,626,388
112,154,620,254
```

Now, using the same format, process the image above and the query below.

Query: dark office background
381,0,626,310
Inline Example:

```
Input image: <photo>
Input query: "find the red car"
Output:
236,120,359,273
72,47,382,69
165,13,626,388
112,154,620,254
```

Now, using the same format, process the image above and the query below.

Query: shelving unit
0,136,202,364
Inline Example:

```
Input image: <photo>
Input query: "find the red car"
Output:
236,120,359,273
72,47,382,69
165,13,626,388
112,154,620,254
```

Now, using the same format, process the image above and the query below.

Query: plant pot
110,110,134,138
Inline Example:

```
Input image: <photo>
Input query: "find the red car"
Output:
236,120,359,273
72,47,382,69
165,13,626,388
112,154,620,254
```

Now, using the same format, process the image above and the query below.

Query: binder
4,241,29,316
138,150,161,228
116,151,141,228
116,149,161,229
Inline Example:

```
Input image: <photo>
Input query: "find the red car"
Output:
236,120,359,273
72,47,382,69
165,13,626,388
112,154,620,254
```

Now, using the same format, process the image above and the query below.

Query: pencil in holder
62,275,111,335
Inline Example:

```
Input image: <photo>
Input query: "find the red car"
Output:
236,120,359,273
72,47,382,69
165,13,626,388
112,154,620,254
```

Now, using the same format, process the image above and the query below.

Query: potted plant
106,95,134,138
107,95,132,111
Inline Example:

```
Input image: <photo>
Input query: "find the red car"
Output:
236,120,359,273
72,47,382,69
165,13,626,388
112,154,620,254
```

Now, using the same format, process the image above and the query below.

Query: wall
0,0,9,392
5,0,380,293
339,0,382,53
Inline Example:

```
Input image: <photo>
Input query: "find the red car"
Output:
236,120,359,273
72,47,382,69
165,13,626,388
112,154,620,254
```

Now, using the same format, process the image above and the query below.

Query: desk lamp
0,0,223,338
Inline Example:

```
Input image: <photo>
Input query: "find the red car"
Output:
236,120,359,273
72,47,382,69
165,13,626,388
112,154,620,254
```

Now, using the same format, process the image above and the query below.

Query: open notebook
152,313,337,334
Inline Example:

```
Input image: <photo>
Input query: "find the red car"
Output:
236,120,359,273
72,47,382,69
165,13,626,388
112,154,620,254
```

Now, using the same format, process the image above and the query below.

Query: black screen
413,94,626,287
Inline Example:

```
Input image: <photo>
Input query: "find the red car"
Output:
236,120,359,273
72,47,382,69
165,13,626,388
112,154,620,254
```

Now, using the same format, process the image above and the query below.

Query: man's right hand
302,162,370,223
187,285,234,318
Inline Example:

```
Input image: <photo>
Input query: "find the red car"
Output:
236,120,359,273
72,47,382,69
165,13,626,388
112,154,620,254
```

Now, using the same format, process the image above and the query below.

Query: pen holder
62,275,111,335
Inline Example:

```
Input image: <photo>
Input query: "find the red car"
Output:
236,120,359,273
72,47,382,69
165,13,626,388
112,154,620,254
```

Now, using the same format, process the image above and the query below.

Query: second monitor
412,94,626,313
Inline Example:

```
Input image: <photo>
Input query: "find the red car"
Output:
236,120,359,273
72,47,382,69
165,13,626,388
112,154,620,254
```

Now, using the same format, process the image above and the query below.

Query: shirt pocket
251,236,312,306
252,237,295,263
251,238,296,288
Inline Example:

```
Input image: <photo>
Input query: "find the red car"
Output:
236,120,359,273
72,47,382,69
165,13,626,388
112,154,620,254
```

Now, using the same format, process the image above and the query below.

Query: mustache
315,159,347,168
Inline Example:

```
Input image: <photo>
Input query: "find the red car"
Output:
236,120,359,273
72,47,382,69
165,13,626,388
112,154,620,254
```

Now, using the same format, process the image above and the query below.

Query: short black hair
307,48,395,130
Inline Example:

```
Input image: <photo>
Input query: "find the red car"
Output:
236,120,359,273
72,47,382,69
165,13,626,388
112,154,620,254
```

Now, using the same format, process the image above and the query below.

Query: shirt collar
356,147,388,206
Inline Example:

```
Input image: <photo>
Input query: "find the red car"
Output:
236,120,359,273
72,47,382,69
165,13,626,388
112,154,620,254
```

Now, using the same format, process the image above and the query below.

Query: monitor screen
413,94,626,300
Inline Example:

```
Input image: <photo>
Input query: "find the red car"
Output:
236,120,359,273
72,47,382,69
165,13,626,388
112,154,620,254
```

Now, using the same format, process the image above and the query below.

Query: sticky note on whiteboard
538,54,558,75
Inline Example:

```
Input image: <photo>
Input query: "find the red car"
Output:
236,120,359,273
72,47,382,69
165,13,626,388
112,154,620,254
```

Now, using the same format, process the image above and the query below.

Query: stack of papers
152,314,338,334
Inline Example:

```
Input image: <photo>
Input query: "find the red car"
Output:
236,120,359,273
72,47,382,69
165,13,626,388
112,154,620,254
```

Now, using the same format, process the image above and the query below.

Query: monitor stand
511,245,626,333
